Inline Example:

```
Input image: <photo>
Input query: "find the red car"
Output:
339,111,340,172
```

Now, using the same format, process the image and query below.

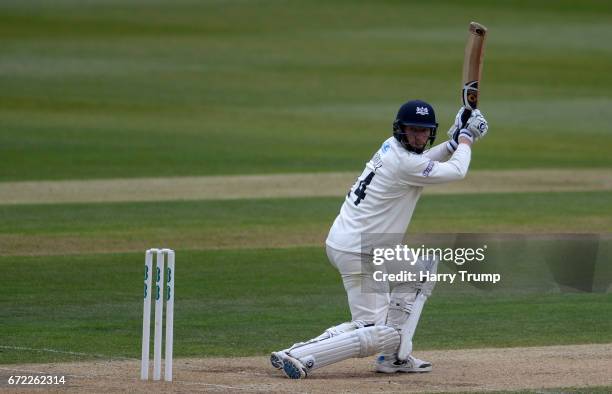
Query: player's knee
357,325,400,357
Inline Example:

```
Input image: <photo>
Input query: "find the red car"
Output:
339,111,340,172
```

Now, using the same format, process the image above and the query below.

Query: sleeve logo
422,160,435,177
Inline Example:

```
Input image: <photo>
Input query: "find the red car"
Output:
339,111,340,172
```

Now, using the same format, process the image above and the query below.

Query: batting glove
465,109,488,140
447,107,465,143
458,128,474,144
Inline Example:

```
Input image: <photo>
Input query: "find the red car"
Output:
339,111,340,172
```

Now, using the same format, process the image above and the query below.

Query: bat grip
453,107,473,143
460,108,472,129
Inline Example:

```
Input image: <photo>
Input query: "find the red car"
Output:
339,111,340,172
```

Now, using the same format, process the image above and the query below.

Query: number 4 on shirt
347,171,375,206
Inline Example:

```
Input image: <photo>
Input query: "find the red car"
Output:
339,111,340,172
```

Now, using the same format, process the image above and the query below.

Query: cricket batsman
270,100,488,379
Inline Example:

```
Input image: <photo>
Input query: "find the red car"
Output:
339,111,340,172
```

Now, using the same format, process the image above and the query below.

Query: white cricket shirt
326,137,471,253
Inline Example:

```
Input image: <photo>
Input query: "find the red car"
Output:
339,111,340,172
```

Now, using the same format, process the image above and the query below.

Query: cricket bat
396,23,488,362
459,22,488,128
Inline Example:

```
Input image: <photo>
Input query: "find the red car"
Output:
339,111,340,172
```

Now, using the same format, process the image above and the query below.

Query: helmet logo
416,107,429,115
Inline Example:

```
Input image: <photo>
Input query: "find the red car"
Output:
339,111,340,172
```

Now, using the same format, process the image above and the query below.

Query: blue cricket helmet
392,100,439,152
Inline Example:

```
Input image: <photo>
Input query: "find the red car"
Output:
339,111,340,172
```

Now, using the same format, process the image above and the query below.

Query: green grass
1,2,611,383
1,248,610,364
1,191,610,256
1,0,612,180
1,190,610,234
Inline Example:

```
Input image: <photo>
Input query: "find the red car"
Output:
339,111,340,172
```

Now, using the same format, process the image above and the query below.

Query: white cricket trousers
326,245,390,325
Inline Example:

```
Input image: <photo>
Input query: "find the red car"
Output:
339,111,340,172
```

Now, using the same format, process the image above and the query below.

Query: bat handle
452,107,473,142
462,80,479,118
460,107,472,129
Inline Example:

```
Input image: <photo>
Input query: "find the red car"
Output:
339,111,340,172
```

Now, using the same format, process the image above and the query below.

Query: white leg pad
287,325,399,371
386,257,438,360
397,292,427,360
287,320,370,351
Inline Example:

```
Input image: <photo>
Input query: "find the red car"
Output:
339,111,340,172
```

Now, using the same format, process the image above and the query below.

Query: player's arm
422,140,457,162
398,112,488,186
398,143,471,186
423,107,477,162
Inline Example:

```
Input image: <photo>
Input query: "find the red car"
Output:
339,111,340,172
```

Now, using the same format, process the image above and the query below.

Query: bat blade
460,21,488,126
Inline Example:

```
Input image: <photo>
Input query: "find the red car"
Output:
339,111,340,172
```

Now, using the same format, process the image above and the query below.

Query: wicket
141,248,175,382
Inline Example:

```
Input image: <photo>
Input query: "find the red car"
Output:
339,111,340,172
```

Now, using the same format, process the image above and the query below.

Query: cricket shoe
281,354,308,379
375,354,432,373
269,351,287,370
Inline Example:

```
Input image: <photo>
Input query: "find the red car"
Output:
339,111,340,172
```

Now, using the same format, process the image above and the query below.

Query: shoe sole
270,352,284,370
282,357,306,379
